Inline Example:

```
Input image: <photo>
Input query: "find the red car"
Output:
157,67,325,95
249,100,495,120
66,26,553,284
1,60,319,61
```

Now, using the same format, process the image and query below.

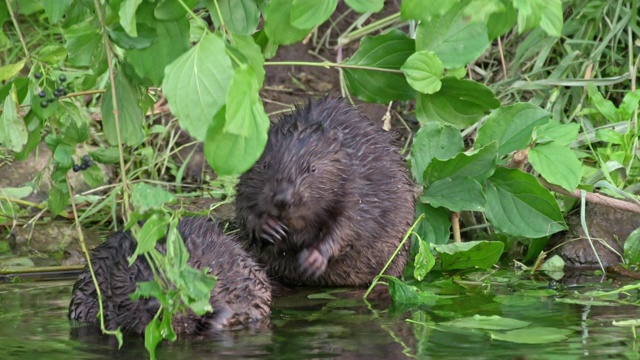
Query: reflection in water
0,280,638,359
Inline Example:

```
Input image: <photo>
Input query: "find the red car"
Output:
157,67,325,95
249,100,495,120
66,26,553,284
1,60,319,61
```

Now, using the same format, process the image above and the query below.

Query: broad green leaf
60,105,89,144
163,33,234,141
82,165,103,188
386,276,439,305
90,147,120,164
127,18,189,85
343,29,415,103
475,103,550,156
264,0,312,45
624,228,640,266
400,0,457,22
119,0,143,36
165,221,189,269
131,214,168,259
410,122,464,183
208,0,261,35
108,23,157,50
414,203,451,245
486,1,516,40
38,45,68,64
618,90,640,120
159,308,177,341
225,65,262,135
0,186,33,199
424,141,498,184
154,0,197,20
529,143,582,192
415,2,491,68
414,238,436,281
0,59,25,82
512,0,542,34
0,86,27,152
101,72,145,146
491,327,572,344
14,112,41,161
462,0,504,23
144,318,162,360
48,183,69,216
434,240,504,270
290,0,337,29
401,50,443,94
227,34,265,87
131,183,176,214
537,254,565,271
539,0,562,37
345,0,384,13
422,176,486,212
441,315,530,330
53,143,74,169
586,83,620,123
132,280,164,299
484,168,566,237
31,92,60,120
416,77,500,128
534,120,579,146
42,0,72,24
204,102,269,175
64,21,102,67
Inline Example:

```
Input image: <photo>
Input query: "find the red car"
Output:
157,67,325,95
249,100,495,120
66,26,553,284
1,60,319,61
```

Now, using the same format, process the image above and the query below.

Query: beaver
68,216,272,335
235,97,416,287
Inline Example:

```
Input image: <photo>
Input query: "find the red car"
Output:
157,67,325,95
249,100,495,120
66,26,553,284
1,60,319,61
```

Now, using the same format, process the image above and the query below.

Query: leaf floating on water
440,315,531,331
491,327,572,344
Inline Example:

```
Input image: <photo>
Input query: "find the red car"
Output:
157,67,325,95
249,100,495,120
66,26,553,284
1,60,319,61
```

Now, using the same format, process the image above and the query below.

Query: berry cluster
36,73,69,108
73,155,94,172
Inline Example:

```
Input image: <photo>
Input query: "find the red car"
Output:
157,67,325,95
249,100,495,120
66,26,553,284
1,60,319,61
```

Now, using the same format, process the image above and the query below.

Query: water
1,278,639,359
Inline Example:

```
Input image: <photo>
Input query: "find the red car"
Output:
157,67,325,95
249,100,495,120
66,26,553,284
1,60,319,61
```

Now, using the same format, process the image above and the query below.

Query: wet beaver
68,216,272,335
235,97,416,287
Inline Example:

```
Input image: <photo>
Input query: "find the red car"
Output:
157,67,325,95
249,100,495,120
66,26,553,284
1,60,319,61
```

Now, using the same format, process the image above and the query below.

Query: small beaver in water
236,98,415,287
68,217,272,335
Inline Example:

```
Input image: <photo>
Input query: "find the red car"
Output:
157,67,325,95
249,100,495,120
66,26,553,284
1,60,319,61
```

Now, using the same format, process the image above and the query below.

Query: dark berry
40,100,49,108
38,91,46,98
57,85,65,92
53,89,62,97
79,163,88,170
84,159,93,168
72,164,81,172
34,72,43,79
59,74,67,82
81,154,92,164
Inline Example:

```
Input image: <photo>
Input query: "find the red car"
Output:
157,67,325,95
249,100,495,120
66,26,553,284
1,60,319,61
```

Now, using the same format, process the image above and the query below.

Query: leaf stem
5,0,30,61
265,61,403,74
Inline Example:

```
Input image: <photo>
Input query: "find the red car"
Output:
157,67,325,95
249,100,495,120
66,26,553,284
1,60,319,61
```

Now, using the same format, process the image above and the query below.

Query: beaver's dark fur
68,217,272,335
235,98,416,287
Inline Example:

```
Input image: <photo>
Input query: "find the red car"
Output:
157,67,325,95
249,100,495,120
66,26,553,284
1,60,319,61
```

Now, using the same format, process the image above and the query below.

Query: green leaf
414,238,436,281
414,203,451,245
587,83,621,123
108,23,157,50
163,33,234,142
53,143,74,169
345,0,384,13
484,168,566,237
42,0,72,24
64,21,103,67
491,327,572,344
224,65,262,135
386,276,439,305
48,183,69,216
401,50,443,94
0,59,26,82
82,164,103,188
415,2,491,68
60,105,89,144
539,0,562,37
119,0,143,37
343,29,415,103
529,143,582,192
0,86,27,152
624,228,640,266
101,72,145,146
410,122,464,184
154,0,196,20
290,0,337,29
486,1,516,40
534,120,579,146
434,240,504,270
31,93,60,121
89,147,121,164
227,34,265,87
400,0,457,22
441,315,530,330
618,90,640,120
144,317,162,360
38,45,68,64
264,0,312,46
204,101,269,175
131,183,176,214
127,18,189,85
132,280,164,300
133,215,169,257
512,0,542,34
422,176,486,212
208,0,261,35
416,77,500,128
475,103,550,156
424,141,498,184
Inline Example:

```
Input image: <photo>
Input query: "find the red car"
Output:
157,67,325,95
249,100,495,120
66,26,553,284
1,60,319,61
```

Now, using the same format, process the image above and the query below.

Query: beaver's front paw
298,247,327,279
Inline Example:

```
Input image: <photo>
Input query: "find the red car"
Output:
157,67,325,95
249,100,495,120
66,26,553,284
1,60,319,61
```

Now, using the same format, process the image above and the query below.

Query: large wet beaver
68,216,272,335
235,97,416,287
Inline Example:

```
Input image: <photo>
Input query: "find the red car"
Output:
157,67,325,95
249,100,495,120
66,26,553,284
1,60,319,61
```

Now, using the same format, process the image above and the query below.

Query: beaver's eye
262,161,268,170
309,164,316,173
129,272,136,282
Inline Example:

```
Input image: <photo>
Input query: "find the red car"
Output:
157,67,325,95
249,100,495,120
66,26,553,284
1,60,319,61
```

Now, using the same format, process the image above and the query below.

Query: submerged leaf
491,327,572,344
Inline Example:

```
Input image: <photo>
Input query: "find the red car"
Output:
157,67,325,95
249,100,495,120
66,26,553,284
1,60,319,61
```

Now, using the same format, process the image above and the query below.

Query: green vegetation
0,0,639,357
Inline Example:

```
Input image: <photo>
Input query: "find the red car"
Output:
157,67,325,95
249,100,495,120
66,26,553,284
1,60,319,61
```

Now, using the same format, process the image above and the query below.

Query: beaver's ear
326,129,343,153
